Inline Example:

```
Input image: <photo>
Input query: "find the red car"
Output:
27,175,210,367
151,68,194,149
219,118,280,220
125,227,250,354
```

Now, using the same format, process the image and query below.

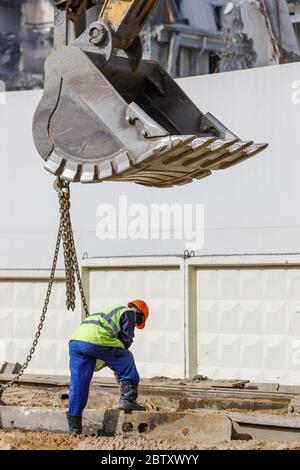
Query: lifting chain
58,178,89,317
0,178,89,403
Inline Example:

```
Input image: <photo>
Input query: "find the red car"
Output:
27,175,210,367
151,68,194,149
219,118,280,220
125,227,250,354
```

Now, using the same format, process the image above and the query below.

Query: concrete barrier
0,406,233,444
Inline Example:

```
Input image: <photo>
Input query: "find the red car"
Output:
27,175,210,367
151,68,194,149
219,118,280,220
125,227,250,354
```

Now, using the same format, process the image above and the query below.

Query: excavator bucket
33,1,267,187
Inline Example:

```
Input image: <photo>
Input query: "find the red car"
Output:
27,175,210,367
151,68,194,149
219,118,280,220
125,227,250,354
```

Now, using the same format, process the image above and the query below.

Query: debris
0,363,22,375
288,397,300,415
220,1,257,72
211,380,249,390
191,375,208,382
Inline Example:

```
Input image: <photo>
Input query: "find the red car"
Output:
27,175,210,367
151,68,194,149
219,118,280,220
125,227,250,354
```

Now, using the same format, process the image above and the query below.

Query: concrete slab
0,406,106,436
245,383,280,393
117,410,233,444
229,413,300,429
0,406,233,444
230,413,300,444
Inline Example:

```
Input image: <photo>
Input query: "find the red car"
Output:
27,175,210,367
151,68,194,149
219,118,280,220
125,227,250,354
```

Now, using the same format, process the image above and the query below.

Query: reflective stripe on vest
71,306,133,348
82,320,100,327
81,306,129,338
81,313,119,338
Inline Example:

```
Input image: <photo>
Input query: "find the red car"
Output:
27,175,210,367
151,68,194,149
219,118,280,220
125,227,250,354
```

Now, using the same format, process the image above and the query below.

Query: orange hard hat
128,299,149,329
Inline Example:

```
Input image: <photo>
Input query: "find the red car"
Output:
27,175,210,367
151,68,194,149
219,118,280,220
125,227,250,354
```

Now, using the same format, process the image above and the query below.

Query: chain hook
53,176,70,195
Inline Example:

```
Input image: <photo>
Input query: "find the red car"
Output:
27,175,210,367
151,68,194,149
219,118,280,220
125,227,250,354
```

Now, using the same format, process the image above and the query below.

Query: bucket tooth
219,154,252,170
230,141,253,152
116,137,248,187
161,137,216,168
81,164,97,183
179,137,218,168
198,139,238,169
162,135,197,157
135,135,195,165
213,142,268,170
247,143,269,157
44,153,65,176
158,136,203,166
219,143,268,171
210,138,239,151
215,143,267,171
96,161,113,180
208,141,253,171
191,137,218,150
112,151,131,174
61,161,80,182
181,138,236,170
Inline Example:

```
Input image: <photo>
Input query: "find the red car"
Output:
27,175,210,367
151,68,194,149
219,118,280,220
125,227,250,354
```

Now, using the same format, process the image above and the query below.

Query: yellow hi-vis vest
71,306,133,349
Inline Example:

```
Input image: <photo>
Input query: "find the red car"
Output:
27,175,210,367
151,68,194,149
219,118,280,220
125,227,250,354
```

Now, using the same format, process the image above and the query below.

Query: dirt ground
2,385,133,409
1,386,288,416
1,387,68,409
1,386,184,413
0,429,300,451
1,384,297,450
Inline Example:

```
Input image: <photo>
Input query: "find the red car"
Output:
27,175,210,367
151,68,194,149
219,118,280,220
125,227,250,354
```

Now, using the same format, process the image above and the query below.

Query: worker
66,300,149,435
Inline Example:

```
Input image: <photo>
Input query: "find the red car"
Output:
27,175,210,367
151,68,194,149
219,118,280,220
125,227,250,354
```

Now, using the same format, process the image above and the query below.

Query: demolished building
1,0,300,89
0,0,53,90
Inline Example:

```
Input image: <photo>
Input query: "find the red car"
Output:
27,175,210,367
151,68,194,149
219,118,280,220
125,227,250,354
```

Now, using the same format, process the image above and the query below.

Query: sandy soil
1,387,68,409
0,386,298,451
0,430,300,451
1,386,288,416
1,386,176,412
1,387,122,409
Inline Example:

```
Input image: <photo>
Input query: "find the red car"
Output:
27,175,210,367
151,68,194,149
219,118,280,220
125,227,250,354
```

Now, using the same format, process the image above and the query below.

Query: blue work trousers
68,340,140,416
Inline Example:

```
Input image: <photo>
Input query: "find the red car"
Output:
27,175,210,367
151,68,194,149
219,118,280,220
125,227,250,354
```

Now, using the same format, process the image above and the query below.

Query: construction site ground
1,429,300,451
0,384,293,415
1,375,300,450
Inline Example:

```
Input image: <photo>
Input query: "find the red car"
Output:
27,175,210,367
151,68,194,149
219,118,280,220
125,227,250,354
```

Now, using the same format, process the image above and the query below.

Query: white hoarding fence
1,254,300,385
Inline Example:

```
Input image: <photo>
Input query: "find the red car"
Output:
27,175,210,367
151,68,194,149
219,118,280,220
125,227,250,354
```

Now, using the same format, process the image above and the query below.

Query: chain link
58,180,89,317
59,184,76,311
0,178,89,401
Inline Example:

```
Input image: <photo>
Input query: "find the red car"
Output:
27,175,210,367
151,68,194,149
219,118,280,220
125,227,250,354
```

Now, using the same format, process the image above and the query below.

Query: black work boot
119,383,146,411
66,412,82,435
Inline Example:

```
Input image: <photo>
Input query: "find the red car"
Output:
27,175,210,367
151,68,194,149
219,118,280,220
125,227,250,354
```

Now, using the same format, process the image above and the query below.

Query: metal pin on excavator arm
33,0,267,187
99,0,158,50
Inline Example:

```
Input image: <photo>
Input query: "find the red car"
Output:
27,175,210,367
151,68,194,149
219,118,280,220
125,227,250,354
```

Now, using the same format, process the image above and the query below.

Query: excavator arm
52,0,158,48
33,0,267,186
99,0,158,49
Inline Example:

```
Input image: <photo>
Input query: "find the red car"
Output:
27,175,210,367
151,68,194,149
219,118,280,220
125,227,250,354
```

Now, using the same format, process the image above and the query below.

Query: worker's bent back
71,306,133,349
